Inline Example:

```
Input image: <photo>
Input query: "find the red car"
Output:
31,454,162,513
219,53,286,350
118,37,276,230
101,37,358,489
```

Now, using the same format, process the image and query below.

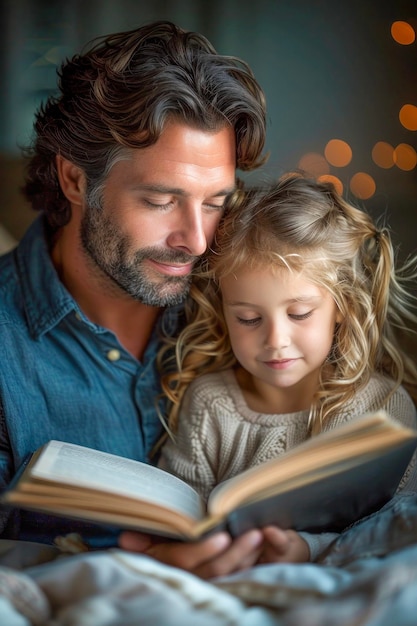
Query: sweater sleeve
302,379,417,561
298,531,340,562
383,386,417,493
344,380,417,493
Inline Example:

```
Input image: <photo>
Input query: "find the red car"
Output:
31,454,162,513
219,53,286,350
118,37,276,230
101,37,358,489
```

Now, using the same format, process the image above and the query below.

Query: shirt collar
16,216,79,338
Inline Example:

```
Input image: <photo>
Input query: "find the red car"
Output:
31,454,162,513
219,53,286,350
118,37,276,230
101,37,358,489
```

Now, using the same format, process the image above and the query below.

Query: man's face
80,122,236,306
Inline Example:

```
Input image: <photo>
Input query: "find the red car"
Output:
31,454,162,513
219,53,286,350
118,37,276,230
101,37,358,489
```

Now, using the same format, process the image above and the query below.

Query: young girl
158,174,417,563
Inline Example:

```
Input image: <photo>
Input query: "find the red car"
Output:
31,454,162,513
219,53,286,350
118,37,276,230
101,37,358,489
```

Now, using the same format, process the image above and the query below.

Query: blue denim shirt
0,216,183,547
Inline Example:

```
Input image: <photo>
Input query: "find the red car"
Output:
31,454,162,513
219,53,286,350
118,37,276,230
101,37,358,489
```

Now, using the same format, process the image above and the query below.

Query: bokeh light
349,173,376,200
399,104,417,131
324,139,353,167
298,152,330,177
391,21,416,45
317,174,343,195
394,143,417,171
372,141,395,169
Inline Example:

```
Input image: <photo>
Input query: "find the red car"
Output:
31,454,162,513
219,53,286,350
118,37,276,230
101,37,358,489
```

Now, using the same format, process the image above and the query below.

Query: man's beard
80,204,195,307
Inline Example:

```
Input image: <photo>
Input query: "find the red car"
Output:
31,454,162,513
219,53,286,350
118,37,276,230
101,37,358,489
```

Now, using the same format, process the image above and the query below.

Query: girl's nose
264,322,291,350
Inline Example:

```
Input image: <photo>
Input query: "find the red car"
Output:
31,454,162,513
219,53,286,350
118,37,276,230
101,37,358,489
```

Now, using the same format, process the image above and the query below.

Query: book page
30,441,205,520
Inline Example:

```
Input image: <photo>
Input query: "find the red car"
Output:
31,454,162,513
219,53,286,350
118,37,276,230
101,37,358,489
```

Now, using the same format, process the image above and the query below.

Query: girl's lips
263,359,297,370
147,259,194,276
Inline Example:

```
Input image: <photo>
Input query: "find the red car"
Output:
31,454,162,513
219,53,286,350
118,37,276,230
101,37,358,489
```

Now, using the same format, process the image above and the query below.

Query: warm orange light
317,174,343,195
394,143,417,171
349,173,376,200
391,21,416,45
324,139,352,167
372,142,395,169
399,104,417,131
298,152,330,177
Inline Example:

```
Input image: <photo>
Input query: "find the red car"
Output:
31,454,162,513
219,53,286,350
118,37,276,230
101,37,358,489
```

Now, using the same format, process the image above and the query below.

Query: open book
3,410,417,539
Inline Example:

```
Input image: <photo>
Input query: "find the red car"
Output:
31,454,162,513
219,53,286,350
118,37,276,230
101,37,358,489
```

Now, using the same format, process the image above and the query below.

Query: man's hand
258,527,310,563
118,529,263,579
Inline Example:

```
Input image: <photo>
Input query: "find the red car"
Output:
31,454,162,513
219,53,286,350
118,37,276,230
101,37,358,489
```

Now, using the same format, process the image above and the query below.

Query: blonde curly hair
159,174,417,434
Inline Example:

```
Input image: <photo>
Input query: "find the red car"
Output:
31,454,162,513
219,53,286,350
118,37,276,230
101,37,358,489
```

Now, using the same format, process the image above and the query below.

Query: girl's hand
258,526,310,563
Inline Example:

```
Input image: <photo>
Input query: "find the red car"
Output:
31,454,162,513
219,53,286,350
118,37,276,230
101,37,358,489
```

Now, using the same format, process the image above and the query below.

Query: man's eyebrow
136,184,236,197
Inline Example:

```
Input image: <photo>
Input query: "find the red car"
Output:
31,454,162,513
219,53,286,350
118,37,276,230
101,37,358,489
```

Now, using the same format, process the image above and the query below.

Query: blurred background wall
0,0,416,259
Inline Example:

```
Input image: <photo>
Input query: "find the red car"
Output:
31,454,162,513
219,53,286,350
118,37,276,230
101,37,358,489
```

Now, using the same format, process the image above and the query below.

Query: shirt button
107,349,121,362
75,312,82,321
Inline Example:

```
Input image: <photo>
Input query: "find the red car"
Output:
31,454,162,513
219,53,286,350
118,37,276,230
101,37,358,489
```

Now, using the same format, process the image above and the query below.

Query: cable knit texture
160,369,417,560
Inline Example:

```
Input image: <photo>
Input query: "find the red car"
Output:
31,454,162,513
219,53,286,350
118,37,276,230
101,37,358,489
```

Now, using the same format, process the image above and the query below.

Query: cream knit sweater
160,369,417,560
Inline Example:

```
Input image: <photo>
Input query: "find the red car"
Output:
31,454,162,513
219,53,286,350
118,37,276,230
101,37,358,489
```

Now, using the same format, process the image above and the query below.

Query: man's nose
167,206,208,256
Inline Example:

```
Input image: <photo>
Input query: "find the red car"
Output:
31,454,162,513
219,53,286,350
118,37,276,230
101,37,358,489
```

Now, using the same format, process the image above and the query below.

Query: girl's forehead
218,261,334,296
218,248,331,280
220,264,308,288
219,269,334,311
219,261,303,280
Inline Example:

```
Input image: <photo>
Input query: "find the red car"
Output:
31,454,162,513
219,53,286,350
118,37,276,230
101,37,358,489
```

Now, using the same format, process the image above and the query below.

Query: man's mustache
134,248,199,265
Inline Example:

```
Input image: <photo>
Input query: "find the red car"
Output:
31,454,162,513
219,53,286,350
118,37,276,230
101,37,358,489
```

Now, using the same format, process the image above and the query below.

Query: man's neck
80,294,161,361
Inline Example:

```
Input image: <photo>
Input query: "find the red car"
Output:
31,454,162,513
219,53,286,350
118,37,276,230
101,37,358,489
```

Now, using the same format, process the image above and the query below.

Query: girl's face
221,266,342,412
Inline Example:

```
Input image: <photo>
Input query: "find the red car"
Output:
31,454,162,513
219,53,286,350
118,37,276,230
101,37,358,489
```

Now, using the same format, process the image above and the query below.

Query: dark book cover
225,439,417,536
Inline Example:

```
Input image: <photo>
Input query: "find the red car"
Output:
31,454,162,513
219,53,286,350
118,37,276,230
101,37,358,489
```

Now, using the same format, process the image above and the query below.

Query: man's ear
56,155,86,206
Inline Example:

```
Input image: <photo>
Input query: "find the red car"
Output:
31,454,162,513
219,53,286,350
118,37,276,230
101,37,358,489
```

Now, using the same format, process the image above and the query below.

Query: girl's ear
56,155,86,206
335,308,344,324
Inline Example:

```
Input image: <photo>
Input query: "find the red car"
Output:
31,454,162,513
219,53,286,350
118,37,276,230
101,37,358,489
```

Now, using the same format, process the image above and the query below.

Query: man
0,21,267,577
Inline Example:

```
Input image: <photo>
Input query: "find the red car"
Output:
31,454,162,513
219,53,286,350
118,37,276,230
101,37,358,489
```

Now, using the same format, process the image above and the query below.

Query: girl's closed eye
236,316,262,327
289,310,314,321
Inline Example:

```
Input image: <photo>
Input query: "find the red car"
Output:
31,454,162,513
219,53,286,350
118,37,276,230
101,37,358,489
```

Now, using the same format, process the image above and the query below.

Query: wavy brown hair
159,174,417,433
22,20,267,230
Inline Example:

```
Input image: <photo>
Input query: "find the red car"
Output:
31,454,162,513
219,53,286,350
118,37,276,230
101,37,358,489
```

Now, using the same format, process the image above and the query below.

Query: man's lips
147,258,195,277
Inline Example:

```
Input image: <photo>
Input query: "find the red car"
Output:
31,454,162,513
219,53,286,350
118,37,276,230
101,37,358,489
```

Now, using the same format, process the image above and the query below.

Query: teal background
0,0,416,258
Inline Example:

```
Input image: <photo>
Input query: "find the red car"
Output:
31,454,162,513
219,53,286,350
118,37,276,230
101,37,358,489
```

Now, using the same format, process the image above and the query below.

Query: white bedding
1,493,417,625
